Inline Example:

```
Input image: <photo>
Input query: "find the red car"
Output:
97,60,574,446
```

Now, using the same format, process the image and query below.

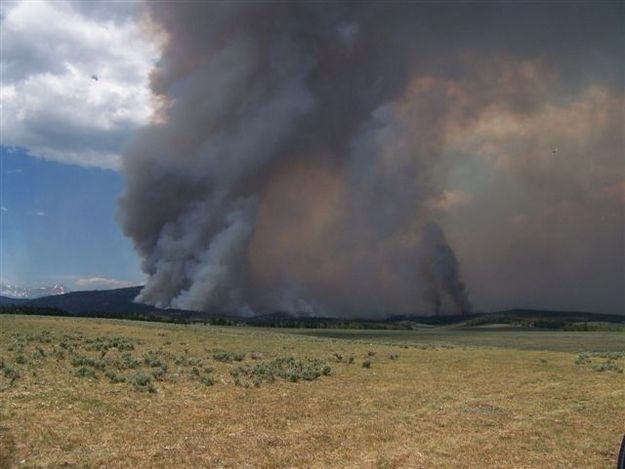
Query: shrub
85,336,134,353
231,357,331,387
1,363,20,384
129,371,156,393
175,356,203,367
71,355,107,371
230,369,242,387
212,350,245,363
118,352,140,369
36,332,52,344
389,353,399,360
362,360,372,368
591,351,625,360
75,366,97,378
591,361,623,373
574,351,624,373
104,369,126,383
143,352,166,369
200,374,216,386
52,348,65,360
151,366,168,380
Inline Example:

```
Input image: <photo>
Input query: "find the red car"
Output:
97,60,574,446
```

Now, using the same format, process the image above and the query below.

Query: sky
1,1,623,315
0,0,153,290
0,146,143,289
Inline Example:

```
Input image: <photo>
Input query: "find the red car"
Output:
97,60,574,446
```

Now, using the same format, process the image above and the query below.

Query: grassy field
285,326,625,353
0,315,623,468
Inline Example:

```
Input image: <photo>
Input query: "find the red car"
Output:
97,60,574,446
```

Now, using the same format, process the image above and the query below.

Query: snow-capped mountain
0,283,70,299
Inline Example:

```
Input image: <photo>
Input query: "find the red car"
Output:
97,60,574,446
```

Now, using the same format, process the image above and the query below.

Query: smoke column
119,2,607,316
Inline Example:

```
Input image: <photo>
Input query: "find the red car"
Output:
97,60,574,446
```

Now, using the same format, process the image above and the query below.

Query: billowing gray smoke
419,223,471,315
119,2,619,316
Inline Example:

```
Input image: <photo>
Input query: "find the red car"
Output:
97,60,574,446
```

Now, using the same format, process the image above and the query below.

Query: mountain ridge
1,287,623,326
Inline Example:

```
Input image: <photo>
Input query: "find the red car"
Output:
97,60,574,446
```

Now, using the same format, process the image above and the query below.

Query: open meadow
1,315,623,468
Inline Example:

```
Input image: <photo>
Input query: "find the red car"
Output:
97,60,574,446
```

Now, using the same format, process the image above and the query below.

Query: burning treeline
118,2,619,317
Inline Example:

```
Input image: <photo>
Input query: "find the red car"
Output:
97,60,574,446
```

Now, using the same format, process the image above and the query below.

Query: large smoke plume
118,2,622,316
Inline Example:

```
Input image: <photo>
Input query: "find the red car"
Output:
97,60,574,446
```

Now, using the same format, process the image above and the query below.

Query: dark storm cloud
119,1,624,315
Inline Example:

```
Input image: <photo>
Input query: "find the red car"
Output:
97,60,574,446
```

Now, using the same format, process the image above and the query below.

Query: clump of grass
366,351,376,357
200,374,216,386
118,352,140,369
104,369,126,383
574,351,624,373
389,353,399,360
35,331,53,344
414,344,436,350
189,366,215,386
84,336,134,353
14,354,27,365
143,352,166,369
71,355,107,371
75,366,97,379
575,353,591,365
151,365,168,381
0,361,20,385
58,341,74,352
175,356,203,367
212,350,245,363
362,360,372,368
128,371,156,393
51,348,65,360
190,366,201,379
590,361,623,373
590,351,625,359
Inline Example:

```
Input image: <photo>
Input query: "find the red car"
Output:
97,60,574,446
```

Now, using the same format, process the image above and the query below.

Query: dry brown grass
0,315,623,468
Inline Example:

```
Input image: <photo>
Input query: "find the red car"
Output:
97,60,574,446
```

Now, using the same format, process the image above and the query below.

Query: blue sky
0,146,143,289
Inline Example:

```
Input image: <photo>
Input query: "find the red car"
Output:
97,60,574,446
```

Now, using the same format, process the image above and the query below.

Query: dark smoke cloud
419,222,472,315
119,2,623,316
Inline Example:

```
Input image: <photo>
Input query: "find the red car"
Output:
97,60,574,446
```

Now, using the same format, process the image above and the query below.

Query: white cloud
75,276,135,290
6,168,23,174
0,206,7,212
36,211,45,216
0,1,159,169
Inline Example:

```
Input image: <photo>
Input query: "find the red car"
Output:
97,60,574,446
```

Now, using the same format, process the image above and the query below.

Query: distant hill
24,286,147,313
1,286,194,319
1,287,623,329
0,296,29,306
0,286,230,322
